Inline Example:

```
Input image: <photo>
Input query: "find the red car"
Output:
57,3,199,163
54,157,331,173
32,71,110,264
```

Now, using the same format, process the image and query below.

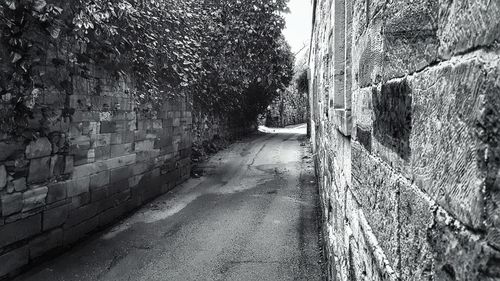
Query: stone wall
192,109,256,148
309,0,500,280
265,86,308,128
0,42,192,278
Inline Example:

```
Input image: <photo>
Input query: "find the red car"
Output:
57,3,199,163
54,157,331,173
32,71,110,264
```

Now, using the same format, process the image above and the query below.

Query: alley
14,124,324,281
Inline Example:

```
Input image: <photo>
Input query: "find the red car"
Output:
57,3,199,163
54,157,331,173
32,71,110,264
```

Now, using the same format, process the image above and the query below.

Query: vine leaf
33,0,47,12
6,0,16,10
11,52,22,63
52,6,63,14
48,24,61,39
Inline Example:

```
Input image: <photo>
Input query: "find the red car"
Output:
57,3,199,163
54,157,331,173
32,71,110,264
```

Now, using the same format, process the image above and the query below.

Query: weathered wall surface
310,0,500,280
0,42,192,278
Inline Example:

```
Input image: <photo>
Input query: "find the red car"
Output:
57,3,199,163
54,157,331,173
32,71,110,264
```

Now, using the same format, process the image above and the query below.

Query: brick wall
0,42,192,278
310,0,500,280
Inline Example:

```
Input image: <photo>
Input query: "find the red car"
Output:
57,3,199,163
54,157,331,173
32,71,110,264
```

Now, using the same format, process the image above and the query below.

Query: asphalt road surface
15,124,324,281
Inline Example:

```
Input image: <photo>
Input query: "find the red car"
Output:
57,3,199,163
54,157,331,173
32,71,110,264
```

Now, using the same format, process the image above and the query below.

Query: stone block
128,174,142,188
98,201,129,227
66,177,90,197
27,156,51,184
0,142,24,162
132,162,152,176
334,109,352,137
398,180,435,280
135,139,155,152
90,171,110,189
47,181,67,204
68,135,91,153
22,186,48,212
137,120,152,131
409,51,497,229
108,179,130,196
0,214,41,248
352,5,385,89
72,161,108,179
1,193,23,216
104,154,135,170
110,143,133,158
0,246,29,278
438,0,500,58
64,156,74,175
114,120,129,132
63,216,98,246
70,192,91,209
71,111,100,123
110,166,131,183
383,0,438,78
429,208,500,280
65,203,98,228
73,148,90,166
25,137,52,159
43,203,69,231
90,186,108,203
94,145,111,161
352,86,373,132
110,133,122,145
11,177,27,192
352,143,400,272
372,78,412,161
29,228,63,259
100,121,117,133
91,133,111,148
0,165,6,189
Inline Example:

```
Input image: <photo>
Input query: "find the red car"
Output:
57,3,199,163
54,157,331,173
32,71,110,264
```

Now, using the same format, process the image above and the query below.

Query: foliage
296,69,309,94
0,0,294,135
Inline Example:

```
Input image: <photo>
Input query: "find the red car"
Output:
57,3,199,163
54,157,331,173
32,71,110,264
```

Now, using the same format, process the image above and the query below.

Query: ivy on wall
0,0,294,135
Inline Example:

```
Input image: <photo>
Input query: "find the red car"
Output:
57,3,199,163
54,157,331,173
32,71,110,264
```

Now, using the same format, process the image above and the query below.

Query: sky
283,0,313,56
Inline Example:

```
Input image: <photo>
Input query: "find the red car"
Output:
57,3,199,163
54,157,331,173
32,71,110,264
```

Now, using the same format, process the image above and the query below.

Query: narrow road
15,124,324,281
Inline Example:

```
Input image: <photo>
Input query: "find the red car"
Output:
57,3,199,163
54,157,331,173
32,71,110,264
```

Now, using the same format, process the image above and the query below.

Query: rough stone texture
25,138,52,160
0,214,41,248
310,0,500,280
0,33,251,277
27,157,51,184
0,165,6,190
0,246,29,277
12,177,27,192
22,187,48,213
352,143,400,272
29,229,63,259
438,0,500,59
0,43,194,279
42,204,69,231
1,192,23,216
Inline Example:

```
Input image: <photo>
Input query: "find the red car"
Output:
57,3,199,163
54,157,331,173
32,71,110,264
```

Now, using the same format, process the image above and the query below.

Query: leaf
6,0,16,10
11,52,22,63
52,6,63,14
33,0,47,12
48,24,61,39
